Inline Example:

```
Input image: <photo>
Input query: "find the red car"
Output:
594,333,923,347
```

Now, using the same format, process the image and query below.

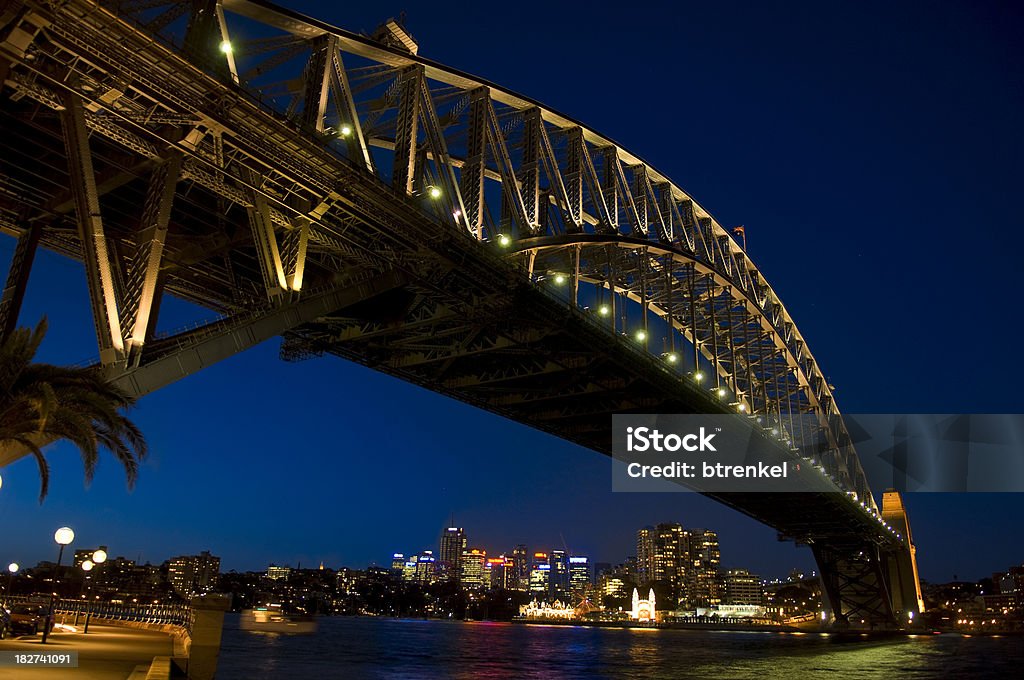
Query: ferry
239,604,317,634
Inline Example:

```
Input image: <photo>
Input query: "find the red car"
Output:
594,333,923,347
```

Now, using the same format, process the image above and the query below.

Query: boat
239,604,317,634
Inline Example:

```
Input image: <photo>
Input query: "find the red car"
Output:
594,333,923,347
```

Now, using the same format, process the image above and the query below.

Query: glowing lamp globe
54,527,75,545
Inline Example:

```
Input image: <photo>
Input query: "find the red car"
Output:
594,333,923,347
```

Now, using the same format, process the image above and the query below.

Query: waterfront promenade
0,624,174,679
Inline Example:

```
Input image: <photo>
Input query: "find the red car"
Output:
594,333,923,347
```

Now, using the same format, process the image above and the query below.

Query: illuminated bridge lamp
716,387,726,398
692,371,705,383
339,124,353,138
665,352,678,364
92,549,107,565
635,329,647,342
497,234,511,247
737,402,747,413
428,185,442,199
598,304,610,316
219,41,232,55
553,274,567,285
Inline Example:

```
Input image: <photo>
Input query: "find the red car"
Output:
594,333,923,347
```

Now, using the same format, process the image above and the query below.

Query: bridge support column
881,490,925,618
0,220,41,341
813,543,895,629
61,92,125,365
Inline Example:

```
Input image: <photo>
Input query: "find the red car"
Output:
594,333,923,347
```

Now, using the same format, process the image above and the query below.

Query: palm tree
0,318,146,501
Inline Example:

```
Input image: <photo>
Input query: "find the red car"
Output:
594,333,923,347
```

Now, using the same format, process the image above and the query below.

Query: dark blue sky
1,0,1022,582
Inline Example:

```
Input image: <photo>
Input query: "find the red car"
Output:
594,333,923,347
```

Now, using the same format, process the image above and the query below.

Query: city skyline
1,0,1023,586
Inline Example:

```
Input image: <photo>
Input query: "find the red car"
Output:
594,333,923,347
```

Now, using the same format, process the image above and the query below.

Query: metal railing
3,595,194,632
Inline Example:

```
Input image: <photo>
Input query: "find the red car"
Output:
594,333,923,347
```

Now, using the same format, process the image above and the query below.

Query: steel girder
0,0,917,626
93,0,862,504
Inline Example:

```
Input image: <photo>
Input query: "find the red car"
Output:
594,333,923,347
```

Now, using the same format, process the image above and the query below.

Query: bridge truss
0,0,921,626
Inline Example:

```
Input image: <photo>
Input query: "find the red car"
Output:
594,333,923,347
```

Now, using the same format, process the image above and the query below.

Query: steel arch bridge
0,0,921,627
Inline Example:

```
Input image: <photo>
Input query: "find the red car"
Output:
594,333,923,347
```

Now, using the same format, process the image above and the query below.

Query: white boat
239,605,317,634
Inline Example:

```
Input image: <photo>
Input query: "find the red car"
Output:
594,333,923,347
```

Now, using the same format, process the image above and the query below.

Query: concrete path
0,623,173,679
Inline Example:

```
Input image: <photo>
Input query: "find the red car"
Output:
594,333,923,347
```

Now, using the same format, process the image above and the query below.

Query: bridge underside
0,0,920,628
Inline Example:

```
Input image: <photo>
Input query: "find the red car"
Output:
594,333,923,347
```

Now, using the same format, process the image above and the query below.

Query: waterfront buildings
166,551,220,599
266,565,292,581
549,550,570,600
724,568,763,607
512,544,529,591
460,549,487,589
630,587,657,621
569,556,591,597
688,529,722,608
439,527,467,579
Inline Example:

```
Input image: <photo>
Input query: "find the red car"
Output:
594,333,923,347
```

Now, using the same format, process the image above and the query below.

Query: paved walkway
0,623,173,679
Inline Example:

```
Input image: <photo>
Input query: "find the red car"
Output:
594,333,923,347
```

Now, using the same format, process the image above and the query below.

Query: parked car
0,606,11,639
9,604,50,636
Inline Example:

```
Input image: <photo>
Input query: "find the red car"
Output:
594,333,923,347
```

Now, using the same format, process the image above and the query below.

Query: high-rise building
688,529,721,608
569,556,591,597
512,545,529,591
529,563,551,597
549,550,570,600
723,569,763,606
485,558,505,589
415,551,436,583
439,527,467,580
391,554,406,576
636,527,654,585
637,523,690,605
167,551,220,599
460,549,487,589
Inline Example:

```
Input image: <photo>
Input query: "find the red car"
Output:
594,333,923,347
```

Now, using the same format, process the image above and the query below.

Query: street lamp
5,562,17,602
84,549,106,634
75,561,93,627
41,526,74,643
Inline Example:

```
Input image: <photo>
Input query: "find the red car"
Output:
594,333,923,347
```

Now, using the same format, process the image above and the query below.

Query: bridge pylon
814,489,923,629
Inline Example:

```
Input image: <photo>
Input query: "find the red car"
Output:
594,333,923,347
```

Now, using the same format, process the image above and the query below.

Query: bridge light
635,329,647,342
665,352,679,364
339,124,353,138
692,371,705,383
716,387,726,398
737,403,747,412
598,304,611,317
219,41,233,55
427,185,442,199
497,234,511,247
554,274,567,285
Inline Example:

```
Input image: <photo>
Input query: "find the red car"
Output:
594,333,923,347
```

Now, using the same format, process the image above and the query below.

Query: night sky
1,0,1022,583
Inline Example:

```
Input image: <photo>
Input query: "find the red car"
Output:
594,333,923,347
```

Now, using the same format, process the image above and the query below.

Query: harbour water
216,614,1024,679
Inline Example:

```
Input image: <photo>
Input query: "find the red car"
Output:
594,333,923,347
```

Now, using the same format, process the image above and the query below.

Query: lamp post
41,527,74,643
84,549,106,634
74,560,93,626
5,563,17,604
